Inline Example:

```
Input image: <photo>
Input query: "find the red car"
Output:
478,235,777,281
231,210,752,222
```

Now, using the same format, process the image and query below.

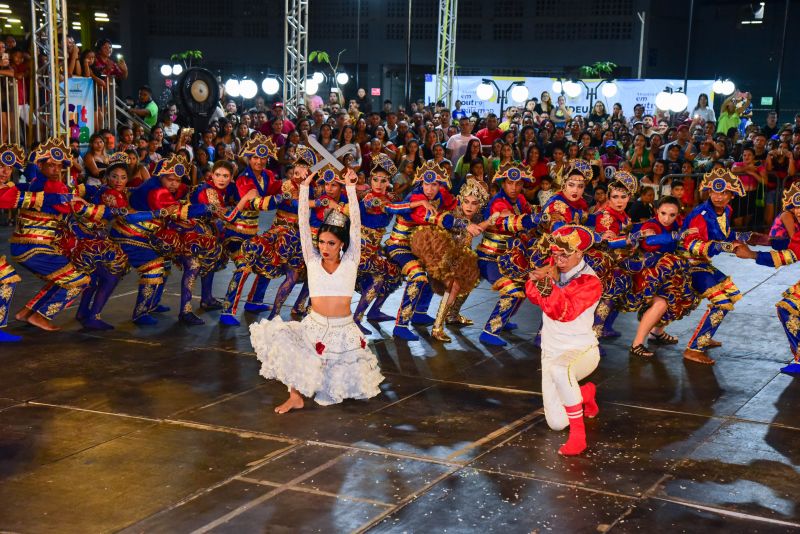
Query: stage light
171,64,183,76
312,72,324,84
476,82,494,101
601,82,618,98
224,78,241,97
655,89,672,111
305,79,319,95
721,80,735,95
669,91,688,113
563,80,581,98
240,79,258,99
552,80,562,94
336,72,349,85
510,85,529,103
160,64,172,77
262,77,280,95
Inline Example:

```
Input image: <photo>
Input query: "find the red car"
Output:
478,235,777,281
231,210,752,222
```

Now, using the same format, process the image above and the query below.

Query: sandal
629,344,655,358
649,331,678,345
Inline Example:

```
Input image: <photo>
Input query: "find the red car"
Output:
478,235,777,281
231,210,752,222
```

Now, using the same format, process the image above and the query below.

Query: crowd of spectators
5,40,800,233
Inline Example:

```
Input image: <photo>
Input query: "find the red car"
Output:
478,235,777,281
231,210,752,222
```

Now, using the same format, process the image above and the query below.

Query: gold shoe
446,314,473,326
431,327,452,342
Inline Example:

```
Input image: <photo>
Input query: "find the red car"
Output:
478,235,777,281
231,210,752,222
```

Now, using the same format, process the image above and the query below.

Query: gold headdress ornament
322,208,349,228
316,163,345,185
154,154,190,179
783,182,800,209
699,167,745,197
412,160,450,188
458,177,490,211
239,134,277,160
548,224,596,255
609,170,638,197
491,162,533,184
106,152,131,168
370,152,398,177
32,137,73,167
294,144,318,167
0,143,26,170
567,159,593,181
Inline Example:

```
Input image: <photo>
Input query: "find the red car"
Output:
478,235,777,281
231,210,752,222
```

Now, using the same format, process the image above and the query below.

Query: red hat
272,102,284,108
677,123,690,132
549,224,596,254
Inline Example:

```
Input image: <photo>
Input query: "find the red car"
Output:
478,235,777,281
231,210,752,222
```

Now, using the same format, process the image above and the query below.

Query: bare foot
27,313,61,332
15,307,32,322
274,393,304,414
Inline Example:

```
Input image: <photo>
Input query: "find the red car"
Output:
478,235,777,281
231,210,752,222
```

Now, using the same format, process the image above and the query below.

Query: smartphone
116,53,123,61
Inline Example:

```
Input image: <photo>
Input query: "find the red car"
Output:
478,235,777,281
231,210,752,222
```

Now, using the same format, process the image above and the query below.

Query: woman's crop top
299,182,361,298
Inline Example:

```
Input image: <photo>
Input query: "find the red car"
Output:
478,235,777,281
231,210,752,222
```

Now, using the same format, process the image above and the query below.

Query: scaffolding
30,0,70,142
283,0,308,118
434,0,458,108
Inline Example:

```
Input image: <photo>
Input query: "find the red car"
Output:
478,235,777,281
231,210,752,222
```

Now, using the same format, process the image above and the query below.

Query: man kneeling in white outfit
525,224,602,456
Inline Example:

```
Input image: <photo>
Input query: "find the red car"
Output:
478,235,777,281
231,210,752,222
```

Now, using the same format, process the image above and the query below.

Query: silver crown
323,208,349,228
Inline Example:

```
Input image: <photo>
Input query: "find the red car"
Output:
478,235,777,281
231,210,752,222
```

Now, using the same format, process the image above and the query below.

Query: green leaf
309,51,318,62
320,51,330,63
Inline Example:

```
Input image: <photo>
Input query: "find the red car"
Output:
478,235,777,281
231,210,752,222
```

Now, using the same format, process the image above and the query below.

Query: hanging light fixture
305,79,320,95
552,80,563,94
160,64,172,77
336,72,349,85
669,89,689,113
171,64,183,76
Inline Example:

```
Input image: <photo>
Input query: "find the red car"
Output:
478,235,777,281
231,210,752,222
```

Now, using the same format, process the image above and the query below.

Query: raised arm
298,174,320,261
342,171,361,263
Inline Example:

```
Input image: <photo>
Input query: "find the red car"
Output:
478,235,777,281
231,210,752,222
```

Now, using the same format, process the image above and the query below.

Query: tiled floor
1,228,799,532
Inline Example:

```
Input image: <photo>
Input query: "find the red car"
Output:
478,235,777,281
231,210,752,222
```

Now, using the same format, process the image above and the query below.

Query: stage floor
1,226,799,533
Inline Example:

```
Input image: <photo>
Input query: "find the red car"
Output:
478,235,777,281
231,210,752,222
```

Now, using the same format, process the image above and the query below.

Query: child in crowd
629,187,656,223
537,175,554,206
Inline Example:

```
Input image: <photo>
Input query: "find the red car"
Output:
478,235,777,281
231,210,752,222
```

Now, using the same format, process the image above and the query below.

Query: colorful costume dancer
525,225,602,456
249,170,383,406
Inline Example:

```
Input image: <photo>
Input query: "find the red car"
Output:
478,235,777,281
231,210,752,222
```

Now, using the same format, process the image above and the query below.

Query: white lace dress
249,182,384,405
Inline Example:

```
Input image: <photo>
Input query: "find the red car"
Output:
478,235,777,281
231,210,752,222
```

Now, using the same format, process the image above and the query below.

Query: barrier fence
0,76,21,145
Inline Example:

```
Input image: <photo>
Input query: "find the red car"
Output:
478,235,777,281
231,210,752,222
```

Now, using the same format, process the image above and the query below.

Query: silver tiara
323,208,349,228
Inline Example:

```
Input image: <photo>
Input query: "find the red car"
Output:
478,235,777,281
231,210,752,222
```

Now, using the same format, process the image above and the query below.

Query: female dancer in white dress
249,167,384,413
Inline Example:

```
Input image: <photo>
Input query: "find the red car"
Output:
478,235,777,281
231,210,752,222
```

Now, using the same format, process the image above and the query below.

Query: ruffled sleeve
298,184,319,261
342,184,361,263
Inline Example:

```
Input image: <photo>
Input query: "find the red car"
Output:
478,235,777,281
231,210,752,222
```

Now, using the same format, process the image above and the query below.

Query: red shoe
580,382,599,419
558,403,587,456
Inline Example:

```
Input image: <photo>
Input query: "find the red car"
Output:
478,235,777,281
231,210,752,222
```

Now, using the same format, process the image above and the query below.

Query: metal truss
283,0,308,118
31,0,70,141
435,0,458,108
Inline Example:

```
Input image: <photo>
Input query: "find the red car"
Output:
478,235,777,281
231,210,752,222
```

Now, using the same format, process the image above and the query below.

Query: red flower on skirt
360,338,366,349
315,342,325,355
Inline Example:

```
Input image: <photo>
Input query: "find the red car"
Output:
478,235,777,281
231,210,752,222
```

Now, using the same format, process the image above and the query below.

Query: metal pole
683,0,694,92
355,0,360,88
404,0,412,109
774,0,790,116
637,11,646,79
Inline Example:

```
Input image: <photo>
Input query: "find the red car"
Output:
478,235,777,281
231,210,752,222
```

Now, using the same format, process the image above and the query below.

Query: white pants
541,345,600,430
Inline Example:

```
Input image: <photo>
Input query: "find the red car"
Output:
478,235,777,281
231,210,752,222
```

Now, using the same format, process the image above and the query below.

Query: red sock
558,403,587,456
580,382,599,418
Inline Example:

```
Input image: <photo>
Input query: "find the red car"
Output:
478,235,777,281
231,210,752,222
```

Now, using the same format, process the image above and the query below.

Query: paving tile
614,498,796,533
367,468,633,534
664,420,800,523
213,487,387,533
120,479,274,534
0,404,147,481
735,374,800,427
353,382,543,461
179,374,434,443
0,421,289,534
475,403,724,497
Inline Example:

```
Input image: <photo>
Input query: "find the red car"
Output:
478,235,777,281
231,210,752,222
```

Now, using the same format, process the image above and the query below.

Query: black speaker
173,67,220,132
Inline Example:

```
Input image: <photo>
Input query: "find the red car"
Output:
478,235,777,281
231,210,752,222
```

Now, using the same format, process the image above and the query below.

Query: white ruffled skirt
249,310,384,405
